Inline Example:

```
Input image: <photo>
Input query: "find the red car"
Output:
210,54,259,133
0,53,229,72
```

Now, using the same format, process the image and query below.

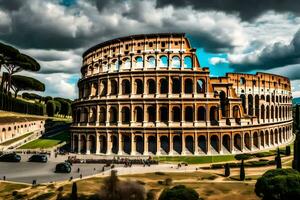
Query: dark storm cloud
156,0,300,21
229,29,300,72
0,0,24,11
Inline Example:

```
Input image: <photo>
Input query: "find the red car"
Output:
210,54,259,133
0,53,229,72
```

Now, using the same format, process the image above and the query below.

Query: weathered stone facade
71,33,293,156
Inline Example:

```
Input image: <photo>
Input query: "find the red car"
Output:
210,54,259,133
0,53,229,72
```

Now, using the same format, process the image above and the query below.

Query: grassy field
18,131,69,149
154,155,236,164
0,132,33,146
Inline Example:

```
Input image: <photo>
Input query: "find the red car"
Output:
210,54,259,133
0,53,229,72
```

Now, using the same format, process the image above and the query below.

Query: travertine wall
71,33,293,156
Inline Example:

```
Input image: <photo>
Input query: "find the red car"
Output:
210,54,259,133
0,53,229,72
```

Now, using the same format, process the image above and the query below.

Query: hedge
0,92,44,115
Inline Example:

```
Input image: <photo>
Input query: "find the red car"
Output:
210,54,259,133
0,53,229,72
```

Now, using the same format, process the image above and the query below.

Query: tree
54,100,61,115
0,42,19,74
224,163,230,177
275,148,282,169
46,100,56,117
158,185,200,200
240,160,245,181
255,168,300,200
71,182,78,200
11,75,45,98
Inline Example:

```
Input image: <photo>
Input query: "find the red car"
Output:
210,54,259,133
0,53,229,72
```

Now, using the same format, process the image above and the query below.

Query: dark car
28,154,48,163
55,162,71,173
0,153,21,162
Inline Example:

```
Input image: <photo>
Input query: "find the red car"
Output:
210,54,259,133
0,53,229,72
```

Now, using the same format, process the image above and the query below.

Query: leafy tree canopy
255,168,300,200
159,185,200,200
11,75,45,97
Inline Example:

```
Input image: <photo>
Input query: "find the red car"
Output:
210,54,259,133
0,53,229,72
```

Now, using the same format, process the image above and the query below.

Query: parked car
0,153,21,162
55,162,71,173
28,154,48,163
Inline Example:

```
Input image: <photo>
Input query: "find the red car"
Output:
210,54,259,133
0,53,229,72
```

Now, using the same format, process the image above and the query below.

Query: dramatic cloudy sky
1,0,300,99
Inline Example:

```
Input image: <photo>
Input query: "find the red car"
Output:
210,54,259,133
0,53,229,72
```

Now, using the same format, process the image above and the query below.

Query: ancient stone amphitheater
71,33,293,156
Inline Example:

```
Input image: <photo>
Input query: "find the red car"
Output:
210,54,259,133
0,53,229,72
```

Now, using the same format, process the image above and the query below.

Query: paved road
0,155,112,184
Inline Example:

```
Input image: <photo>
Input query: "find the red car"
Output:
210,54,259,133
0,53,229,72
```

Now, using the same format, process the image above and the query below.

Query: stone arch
109,107,118,123
73,135,79,152
184,78,193,94
197,79,205,93
210,106,219,125
134,79,144,94
88,135,96,153
185,136,194,154
172,77,181,94
122,79,131,95
240,94,247,114
210,135,220,153
184,56,192,69
253,132,259,148
275,106,278,119
160,78,168,94
147,56,156,68
266,105,270,120
234,134,242,151
261,105,265,120
275,129,278,144
99,135,107,154
148,136,157,154
135,56,143,68
90,107,97,123
110,79,118,95
220,91,227,117
255,95,260,118
172,106,181,122
198,135,206,153
222,134,231,152
172,56,180,68
122,134,131,154
197,106,206,121
121,106,130,124
134,106,143,122
100,80,107,96
271,106,274,119
248,94,254,115
160,55,168,67
76,109,81,122
147,79,156,94
80,135,87,154
270,130,274,145
260,131,264,147
135,135,144,154
279,128,282,143
160,106,168,123
99,107,106,123
160,136,169,154
244,133,251,150
185,106,193,122
265,130,269,146
147,106,156,122
173,135,182,154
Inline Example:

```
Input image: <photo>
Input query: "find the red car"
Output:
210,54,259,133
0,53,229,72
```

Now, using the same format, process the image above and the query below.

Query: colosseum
71,33,293,156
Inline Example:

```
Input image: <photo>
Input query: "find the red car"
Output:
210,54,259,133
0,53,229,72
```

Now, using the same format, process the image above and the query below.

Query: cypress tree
71,182,78,200
275,148,282,169
224,163,230,177
240,160,245,181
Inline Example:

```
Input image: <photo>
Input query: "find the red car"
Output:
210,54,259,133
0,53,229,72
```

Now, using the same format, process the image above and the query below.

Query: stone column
106,134,112,155
156,134,161,155
117,104,122,126
106,105,110,126
96,105,100,126
96,134,100,154
117,132,123,155
241,133,244,152
207,134,211,155
86,135,90,154
143,134,148,156
194,133,199,155
168,104,172,126
169,133,173,155
131,134,136,155
181,134,186,155
156,104,160,125
78,135,81,154
181,105,184,126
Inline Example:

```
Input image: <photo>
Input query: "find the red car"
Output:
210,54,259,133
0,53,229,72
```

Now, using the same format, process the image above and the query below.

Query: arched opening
99,107,106,123
275,129,278,144
123,135,131,154
234,134,242,151
210,135,219,153
173,135,182,154
135,135,144,154
76,109,81,122
240,77,246,85
261,105,265,120
265,131,269,146
122,79,131,95
184,56,192,69
148,56,156,68
220,91,227,117
121,107,130,124
109,107,118,123
160,136,169,154
197,79,205,93
198,135,206,153
270,130,274,145
185,106,193,122
275,106,278,119
222,135,230,152
100,80,107,96
80,135,87,154
253,132,259,148
271,106,274,119
89,135,96,153
210,106,219,125
160,106,168,123
266,106,270,120
148,106,156,122
99,135,107,154
148,79,156,94
73,135,79,152
148,136,157,154
248,94,253,115
89,107,97,123
279,128,282,143
197,106,206,121
83,107,89,122
160,78,168,94
111,135,119,154
135,79,143,94
136,56,143,68
160,56,168,67
172,56,180,68
110,79,118,95
185,136,194,154
240,94,247,114
233,105,241,124
260,131,264,147
135,106,143,122
172,77,181,94
172,106,181,122
184,79,193,94
123,57,130,69
244,133,251,150
255,95,260,118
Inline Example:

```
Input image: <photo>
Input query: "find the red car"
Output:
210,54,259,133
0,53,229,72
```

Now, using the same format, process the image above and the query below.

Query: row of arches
80,77,206,98
72,125,293,155
74,105,219,125
84,55,195,77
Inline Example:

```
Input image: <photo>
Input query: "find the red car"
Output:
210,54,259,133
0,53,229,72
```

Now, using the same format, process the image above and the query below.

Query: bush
211,164,224,169
159,185,200,200
254,152,274,158
255,168,300,200
235,153,254,160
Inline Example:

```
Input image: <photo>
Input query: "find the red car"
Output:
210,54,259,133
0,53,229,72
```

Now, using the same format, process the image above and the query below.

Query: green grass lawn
155,155,236,164
18,131,70,149
0,132,33,146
